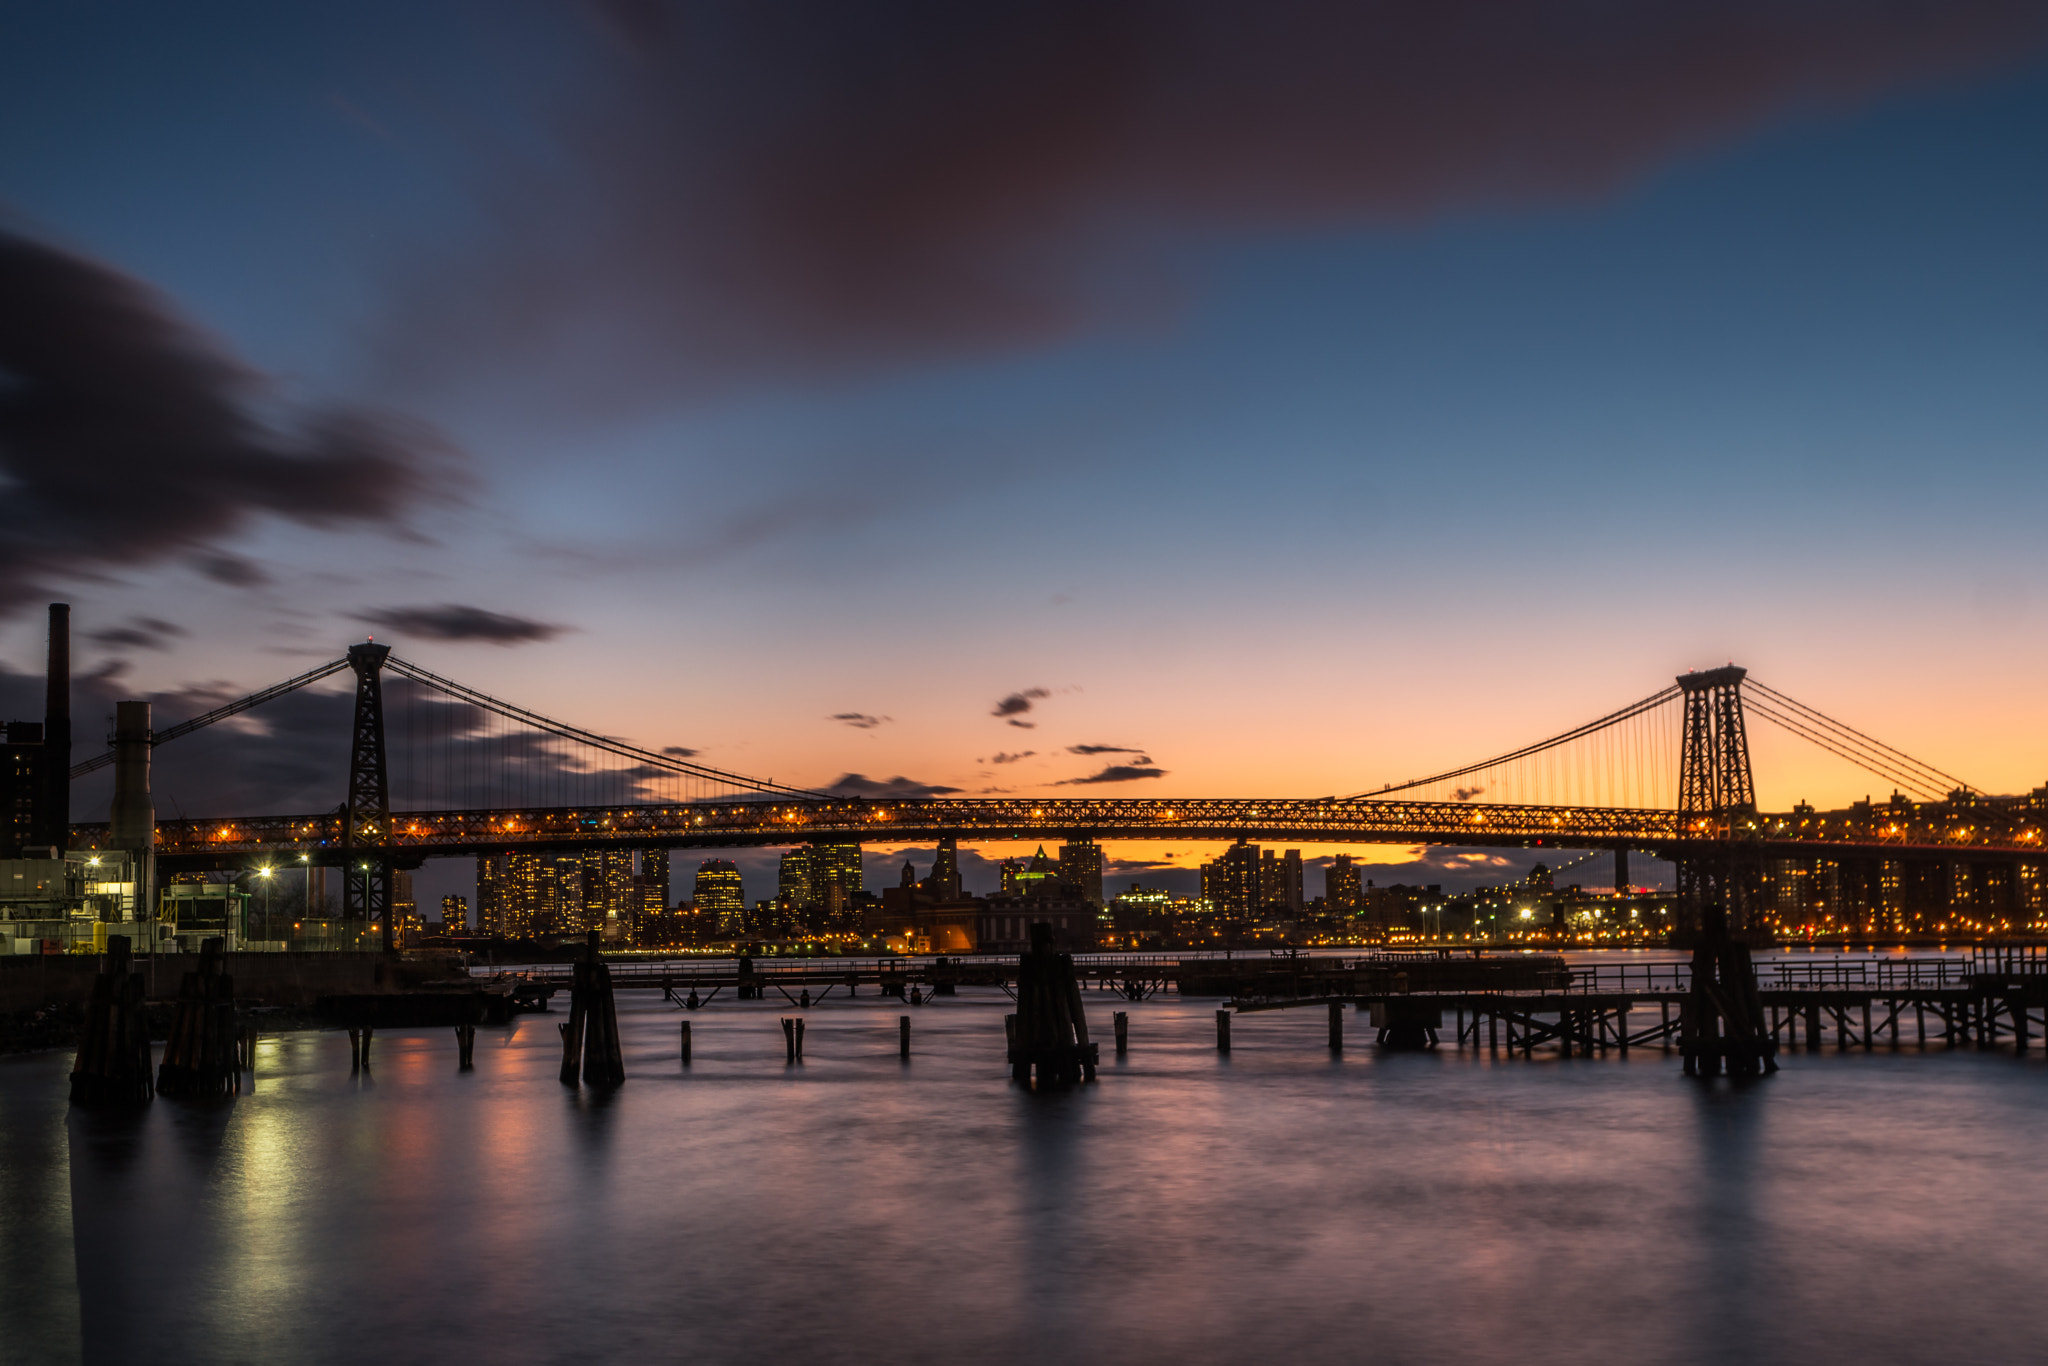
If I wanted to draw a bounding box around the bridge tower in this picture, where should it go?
[1675,666,1760,933]
[341,643,394,952]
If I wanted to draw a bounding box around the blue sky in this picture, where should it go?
[4,3,2047,905]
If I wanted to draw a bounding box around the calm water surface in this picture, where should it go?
[5,986,2047,1366]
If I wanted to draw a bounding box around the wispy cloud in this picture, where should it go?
[992,688,1049,729]
[1056,764,1167,786]
[831,712,891,730]
[825,772,964,798]
[350,603,565,645]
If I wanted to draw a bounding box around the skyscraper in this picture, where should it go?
[694,859,745,935]
[1325,855,1362,914]
[813,843,863,927]
[440,894,468,933]
[1057,838,1103,906]
[1201,839,1260,918]
[778,846,816,907]
[1278,849,1304,913]
[926,836,963,900]
[475,854,510,937]
[636,848,670,922]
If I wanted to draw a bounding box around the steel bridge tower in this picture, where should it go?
[342,643,394,952]
[1675,666,1760,934]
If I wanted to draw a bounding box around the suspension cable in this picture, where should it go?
[1334,684,1681,802]
[384,655,826,800]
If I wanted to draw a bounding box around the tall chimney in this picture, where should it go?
[109,701,154,932]
[44,603,70,851]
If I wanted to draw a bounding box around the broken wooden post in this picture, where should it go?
[455,1023,476,1068]
[156,937,240,1098]
[679,1019,691,1065]
[899,1015,911,1060]
[1328,999,1343,1052]
[781,1017,798,1062]
[1113,1010,1128,1055]
[562,931,624,1086]
[1215,1009,1231,1053]
[70,935,153,1105]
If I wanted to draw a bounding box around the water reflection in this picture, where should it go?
[5,996,2048,1365]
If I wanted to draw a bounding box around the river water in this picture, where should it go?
[5,984,2046,1366]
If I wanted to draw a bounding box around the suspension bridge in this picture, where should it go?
[49,642,2046,947]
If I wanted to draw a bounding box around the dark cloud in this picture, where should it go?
[831,712,891,730]
[661,744,699,757]
[1452,785,1485,802]
[1069,743,1147,757]
[349,604,565,645]
[193,553,271,588]
[825,772,965,798]
[0,229,464,614]
[1056,764,1167,785]
[988,751,1034,764]
[85,616,186,652]
[381,1,2048,408]
[992,688,1050,725]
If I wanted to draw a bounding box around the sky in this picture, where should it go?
[4,2,2048,905]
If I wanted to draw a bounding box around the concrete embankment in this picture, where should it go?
[0,951,468,1014]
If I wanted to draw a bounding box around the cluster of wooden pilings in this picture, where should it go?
[155,938,242,1099]
[1680,906,1778,1077]
[560,932,625,1087]
[69,935,153,1104]
[1006,923,1097,1086]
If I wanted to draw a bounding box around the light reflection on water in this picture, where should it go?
[7,988,2048,1366]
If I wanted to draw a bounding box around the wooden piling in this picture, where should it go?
[1006,923,1097,1084]
[455,1023,476,1068]
[1113,1011,1128,1055]
[156,938,241,1098]
[1216,1009,1231,1053]
[1329,1000,1343,1052]
[899,1015,911,1060]
[69,935,153,1105]
[564,932,625,1086]
[781,1017,804,1062]
[1678,905,1777,1078]
[680,1019,692,1065]
[1862,1001,1873,1052]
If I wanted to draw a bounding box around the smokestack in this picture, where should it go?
[44,603,70,851]
[109,700,154,933]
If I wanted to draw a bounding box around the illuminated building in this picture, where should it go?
[1201,838,1260,918]
[1057,838,1103,906]
[694,859,745,935]
[811,843,863,928]
[1325,855,1362,914]
[390,869,416,939]
[636,848,669,921]
[440,894,468,934]
[778,847,816,908]
[980,849,1092,951]
[475,855,510,937]
[925,836,964,900]
[1,721,43,859]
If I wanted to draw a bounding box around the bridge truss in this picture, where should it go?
[63,647,2046,933]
